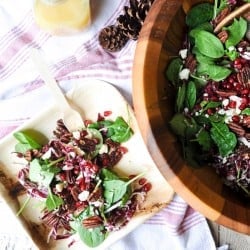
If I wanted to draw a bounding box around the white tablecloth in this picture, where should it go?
[0,1,219,249]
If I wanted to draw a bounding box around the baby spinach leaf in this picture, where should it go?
[89,117,133,143]
[87,128,103,158]
[77,224,107,247]
[107,117,133,143]
[29,158,63,187]
[101,168,120,181]
[70,206,107,247]
[241,108,250,115]
[210,122,237,156]
[169,113,187,137]
[14,131,41,153]
[166,58,183,85]
[224,17,247,48]
[185,81,196,110]
[196,129,212,151]
[102,170,144,205]
[194,30,224,58]
[45,188,64,211]
[29,159,54,187]
[186,3,214,28]
[200,101,221,112]
[193,47,215,65]
[169,114,198,139]
[176,84,186,112]
[197,63,231,81]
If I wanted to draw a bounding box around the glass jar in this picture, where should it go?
[33,0,91,35]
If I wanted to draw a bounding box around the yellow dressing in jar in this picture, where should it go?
[33,0,91,35]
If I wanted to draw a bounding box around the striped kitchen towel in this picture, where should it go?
[0,0,216,249]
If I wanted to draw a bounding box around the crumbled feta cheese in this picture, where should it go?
[222,99,229,107]
[242,51,250,60]
[238,137,250,148]
[218,109,226,115]
[179,68,190,80]
[56,182,64,192]
[99,144,108,154]
[179,49,188,59]
[41,147,53,160]
[78,190,89,201]
[72,131,81,140]
[229,95,242,114]
[89,200,103,207]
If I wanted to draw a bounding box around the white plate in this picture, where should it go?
[0,79,174,250]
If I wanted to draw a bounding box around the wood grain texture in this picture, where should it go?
[132,0,250,234]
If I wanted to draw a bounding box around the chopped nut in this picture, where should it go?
[228,122,245,137]
[237,66,250,88]
[213,7,231,28]
[217,30,228,43]
[82,215,103,229]
[184,54,197,73]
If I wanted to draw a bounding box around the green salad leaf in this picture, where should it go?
[13,131,41,153]
[210,122,237,156]
[186,3,214,28]
[194,30,224,58]
[224,17,247,48]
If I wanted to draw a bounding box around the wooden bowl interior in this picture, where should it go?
[133,0,250,234]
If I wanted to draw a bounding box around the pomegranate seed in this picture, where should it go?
[234,83,242,91]
[76,201,83,208]
[232,115,240,123]
[142,183,152,192]
[206,108,214,115]
[80,182,86,191]
[228,101,236,108]
[104,110,112,116]
[84,120,92,127]
[129,174,136,179]
[139,178,147,185]
[241,89,249,95]
[59,172,66,181]
[234,58,243,70]
[118,146,128,154]
[239,103,246,110]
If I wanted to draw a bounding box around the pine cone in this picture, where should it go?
[98,25,129,52]
[117,0,154,40]
[99,0,155,52]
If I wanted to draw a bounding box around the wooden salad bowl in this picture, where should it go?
[132,0,250,234]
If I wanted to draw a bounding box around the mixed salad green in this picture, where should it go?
[13,112,151,248]
[166,0,250,197]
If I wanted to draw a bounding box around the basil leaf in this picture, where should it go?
[224,17,247,48]
[210,122,237,156]
[45,189,64,211]
[194,30,224,58]
[14,131,41,153]
[185,81,196,110]
[186,3,214,28]
[166,58,183,85]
